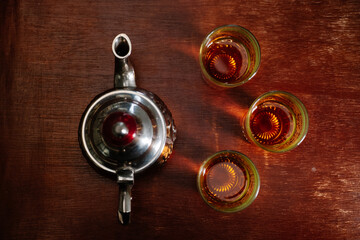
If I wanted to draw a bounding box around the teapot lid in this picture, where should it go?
[79,88,167,174]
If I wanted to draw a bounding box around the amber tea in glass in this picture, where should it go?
[197,151,260,212]
[243,91,309,153]
[199,25,261,88]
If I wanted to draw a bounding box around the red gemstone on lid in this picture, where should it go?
[102,112,137,147]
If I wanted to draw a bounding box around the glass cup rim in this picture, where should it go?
[199,24,261,88]
[197,150,260,212]
[244,90,309,153]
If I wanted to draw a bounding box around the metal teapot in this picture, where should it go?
[79,34,176,224]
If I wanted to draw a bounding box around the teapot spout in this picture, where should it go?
[112,34,136,88]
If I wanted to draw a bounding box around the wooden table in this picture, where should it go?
[1,0,359,239]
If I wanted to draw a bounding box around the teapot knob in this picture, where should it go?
[102,112,137,147]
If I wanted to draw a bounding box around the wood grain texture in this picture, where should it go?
[1,0,359,239]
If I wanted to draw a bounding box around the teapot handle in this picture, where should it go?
[116,166,135,224]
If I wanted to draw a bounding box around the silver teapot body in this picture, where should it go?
[79,34,176,224]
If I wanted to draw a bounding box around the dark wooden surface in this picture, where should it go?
[1,0,360,239]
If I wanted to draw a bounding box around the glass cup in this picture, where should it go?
[197,150,260,212]
[242,91,309,153]
[199,25,261,88]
